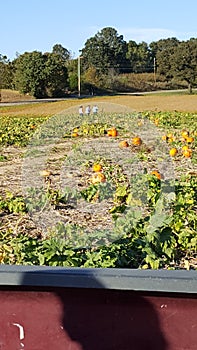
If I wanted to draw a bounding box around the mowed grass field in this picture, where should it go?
[0,91,197,116]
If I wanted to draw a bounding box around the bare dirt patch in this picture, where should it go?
[0,138,116,237]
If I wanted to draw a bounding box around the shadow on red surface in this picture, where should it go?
[0,267,197,349]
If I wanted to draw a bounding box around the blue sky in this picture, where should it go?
[1,0,196,60]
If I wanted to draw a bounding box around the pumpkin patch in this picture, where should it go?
[0,109,196,270]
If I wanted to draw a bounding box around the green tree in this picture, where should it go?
[81,27,127,74]
[66,58,78,91]
[52,44,71,61]
[43,52,68,97]
[126,40,138,72]
[0,55,6,101]
[13,51,46,98]
[13,50,68,98]
[0,55,8,87]
[126,41,152,73]
[149,38,180,79]
[170,39,197,93]
[0,55,14,91]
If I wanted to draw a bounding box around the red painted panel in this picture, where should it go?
[151,295,197,350]
[0,288,196,350]
[0,291,82,350]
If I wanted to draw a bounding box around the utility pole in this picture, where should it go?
[153,57,156,83]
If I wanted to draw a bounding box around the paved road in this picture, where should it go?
[0,97,77,106]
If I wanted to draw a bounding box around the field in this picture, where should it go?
[1,92,197,115]
[0,93,197,269]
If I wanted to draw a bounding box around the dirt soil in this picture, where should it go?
[0,139,116,237]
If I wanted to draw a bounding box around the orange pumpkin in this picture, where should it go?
[108,127,118,137]
[71,132,79,137]
[186,136,194,143]
[151,170,162,180]
[132,136,142,146]
[183,149,192,158]
[119,140,129,148]
[91,172,106,184]
[181,130,189,139]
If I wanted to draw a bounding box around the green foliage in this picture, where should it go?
[0,55,14,89]
[0,116,47,146]
[0,171,196,269]
[81,27,128,74]
[0,192,27,214]
[52,44,71,61]
[170,38,197,92]
[13,51,46,98]
[13,51,68,98]
[0,154,7,161]
[143,110,197,130]
[67,59,78,91]
[43,52,68,97]
[126,40,152,73]
[172,175,197,255]
[68,72,78,91]
[150,38,180,79]
[26,186,78,212]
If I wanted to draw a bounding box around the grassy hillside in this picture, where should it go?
[0,89,35,102]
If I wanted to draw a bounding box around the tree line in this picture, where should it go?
[0,27,197,98]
